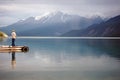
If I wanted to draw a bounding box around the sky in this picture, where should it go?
[0,0,120,27]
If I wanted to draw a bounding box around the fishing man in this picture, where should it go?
[11,30,16,46]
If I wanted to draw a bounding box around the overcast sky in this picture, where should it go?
[0,0,120,27]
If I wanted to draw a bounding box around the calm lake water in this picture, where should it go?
[0,37,120,80]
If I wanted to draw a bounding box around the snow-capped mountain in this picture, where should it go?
[0,11,103,36]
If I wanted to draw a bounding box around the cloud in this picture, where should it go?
[1,0,120,5]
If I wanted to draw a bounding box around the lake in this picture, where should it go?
[0,37,120,80]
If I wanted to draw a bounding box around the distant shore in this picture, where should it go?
[6,36,120,39]
[0,31,8,38]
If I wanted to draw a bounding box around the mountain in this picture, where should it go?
[0,11,103,36]
[62,15,120,37]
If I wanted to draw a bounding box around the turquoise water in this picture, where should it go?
[0,38,120,80]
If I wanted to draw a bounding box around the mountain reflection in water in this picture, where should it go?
[0,38,120,80]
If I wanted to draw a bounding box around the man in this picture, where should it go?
[11,30,16,46]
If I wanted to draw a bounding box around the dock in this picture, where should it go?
[0,45,29,53]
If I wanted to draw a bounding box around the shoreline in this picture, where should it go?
[7,36,120,39]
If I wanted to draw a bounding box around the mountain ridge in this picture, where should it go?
[0,11,103,36]
[62,15,120,37]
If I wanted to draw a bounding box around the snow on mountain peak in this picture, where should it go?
[35,12,50,20]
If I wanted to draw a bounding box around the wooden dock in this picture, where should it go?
[0,45,29,53]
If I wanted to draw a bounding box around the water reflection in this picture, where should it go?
[11,52,16,69]
[14,39,120,71]
[0,46,29,69]
[81,39,120,59]
[26,39,120,59]
[0,38,7,42]
[0,38,120,80]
